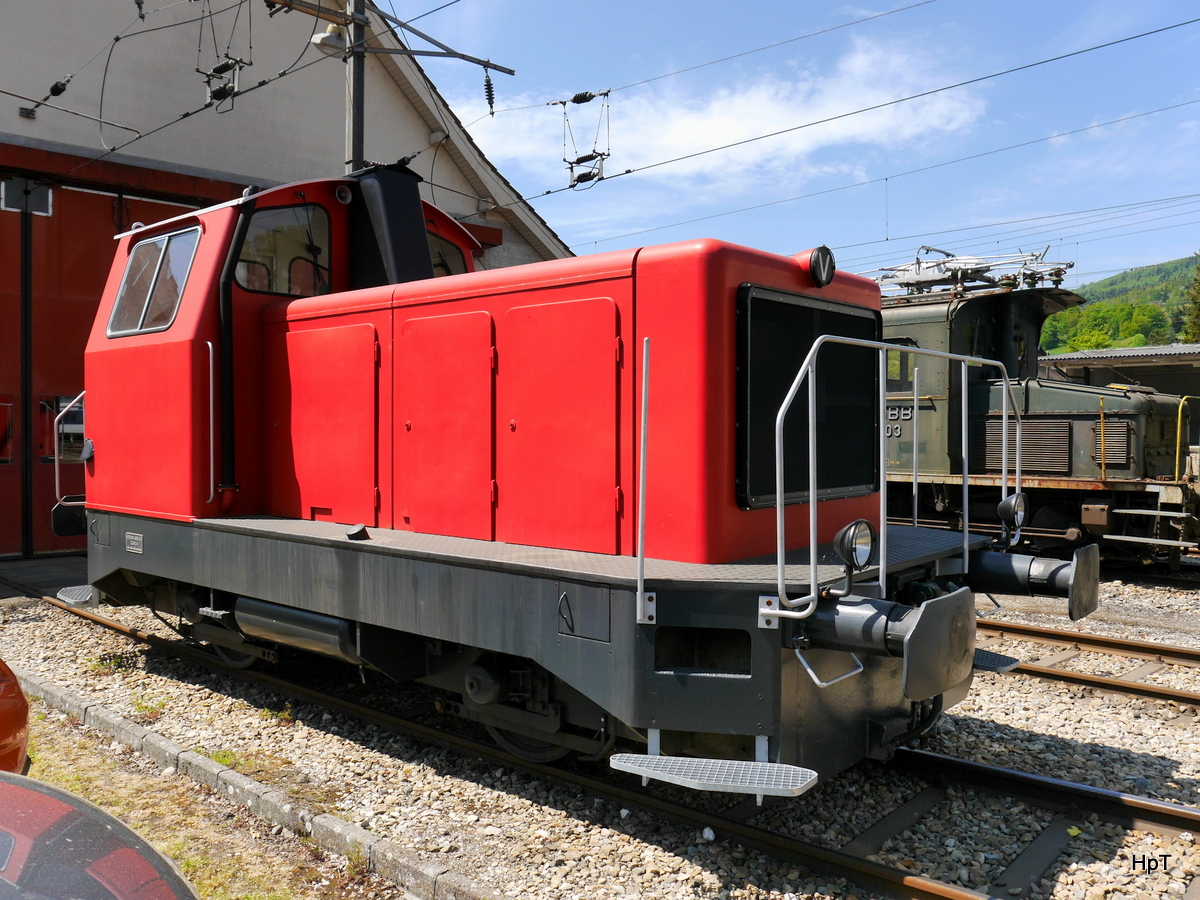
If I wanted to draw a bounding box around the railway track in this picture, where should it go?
[976,619,1200,706]
[42,597,1200,900]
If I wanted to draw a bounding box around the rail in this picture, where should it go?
[53,390,87,507]
[772,338,1023,616]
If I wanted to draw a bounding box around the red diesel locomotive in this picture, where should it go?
[60,166,1096,798]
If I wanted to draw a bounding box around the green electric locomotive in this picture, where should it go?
[881,283,1199,562]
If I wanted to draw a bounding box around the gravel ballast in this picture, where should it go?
[1,573,1198,899]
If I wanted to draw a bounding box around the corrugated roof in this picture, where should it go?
[1046,343,1200,364]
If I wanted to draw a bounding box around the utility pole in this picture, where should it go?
[265,0,512,174]
[347,0,365,173]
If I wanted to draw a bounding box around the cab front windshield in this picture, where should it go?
[235,204,331,297]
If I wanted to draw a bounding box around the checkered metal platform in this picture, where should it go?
[56,585,97,608]
[973,648,1021,673]
[610,753,819,797]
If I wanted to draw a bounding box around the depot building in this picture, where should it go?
[0,2,568,557]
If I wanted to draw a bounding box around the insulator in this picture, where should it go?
[571,169,600,186]
[211,59,238,76]
[570,91,596,104]
[49,81,67,97]
[484,71,495,117]
[572,151,600,165]
[210,83,236,103]
[135,0,145,19]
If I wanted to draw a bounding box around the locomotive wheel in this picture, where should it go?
[485,725,571,763]
[212,644,257,669]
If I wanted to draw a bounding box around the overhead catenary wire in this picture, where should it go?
[65,36,342,175]
[483,15,1200,219]
[613,0,939,92]
[0,87,139,134]
[465,0,940,125]
[62,0,472,177]
[383,0,464,26]
[367,3,466,206]
[835,194,1200,262]
[223,0,252,58]
[841,200,1200,273]
[570,97,1200,249]
[49,0,199,89]
[591,16,1200,187]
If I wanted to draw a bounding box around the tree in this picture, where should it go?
[1180,253,1200,343]
[1067,328,1113,351]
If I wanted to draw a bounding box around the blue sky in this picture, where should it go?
[390,0,1200,287]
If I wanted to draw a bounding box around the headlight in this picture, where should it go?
[833,519,876,571]
[996,492,1029,529]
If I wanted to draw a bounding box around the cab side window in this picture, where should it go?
[235,204,331,297]
[428,230,468,277]
[107,227,200,337]
[886,337,919,393]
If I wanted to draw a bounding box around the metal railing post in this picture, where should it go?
[206,341,216,504]
[877,347,888,582]
[636,338,655,625]
[769,336,1018,622]
[960,360,969,572]
[1001,371,1009,501]
[53,390,87,507]
[1175,396,1196,481]
[912,366,919,527]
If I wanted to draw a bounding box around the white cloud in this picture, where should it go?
[450,36,984,205]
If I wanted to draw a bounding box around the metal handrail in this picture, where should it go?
[1174,395,1197,482]
[636,337,655,624]
[772,337,1021,616]
[53,390,87,507]
[911,367,919,527]
[206,341,216,504]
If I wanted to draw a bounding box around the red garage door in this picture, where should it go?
[0,176,196,557]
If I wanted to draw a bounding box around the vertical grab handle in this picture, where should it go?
[53,390,87,506]
[636,337,655,625]
[206,341,216,504]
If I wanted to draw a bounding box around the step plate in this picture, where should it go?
[973,648,1021,674]
[56,585,97,608]
[609,754,818,797]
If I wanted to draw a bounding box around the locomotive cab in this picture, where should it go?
[71,165,1098,799]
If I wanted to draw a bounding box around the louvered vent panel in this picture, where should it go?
[1161,418,1177,444]
[1093,421,1131,466]
[974,420,1071,474]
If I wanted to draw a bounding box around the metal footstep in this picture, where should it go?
[973,647,1020,673]
[610,753,818,802]
[56,585,98,608]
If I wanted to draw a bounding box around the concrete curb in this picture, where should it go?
[12,665,502,900]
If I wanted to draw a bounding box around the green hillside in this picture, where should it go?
[1041,254,1200,353]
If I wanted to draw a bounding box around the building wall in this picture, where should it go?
[0,3,567,556]
[0,1,565,266]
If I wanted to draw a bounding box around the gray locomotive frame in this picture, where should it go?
[88,510,990,781]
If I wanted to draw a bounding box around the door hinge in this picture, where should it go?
[490,346,498,370]
[374,487,381,509]
[374,341,381,364]
[615,336,623,364]
[491,479,498,504]
[615,486,623,513]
